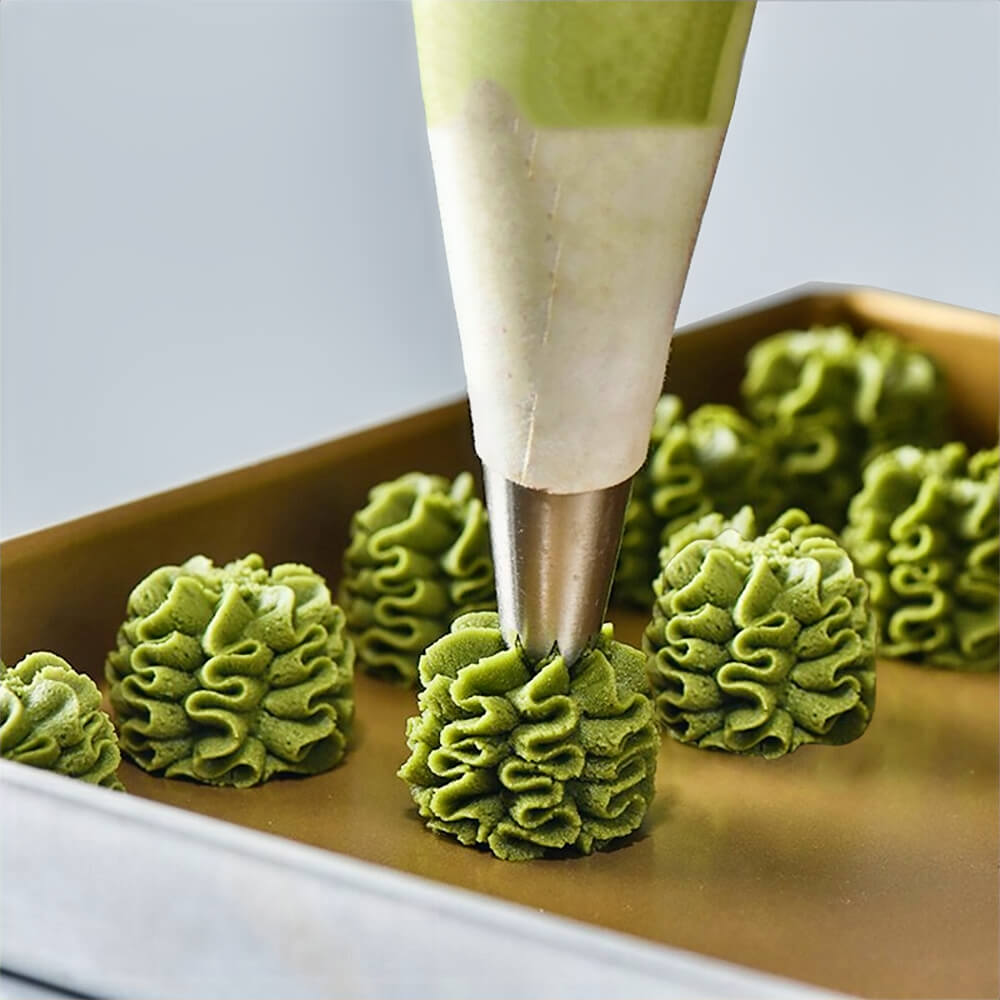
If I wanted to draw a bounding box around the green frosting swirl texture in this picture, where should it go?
[340,472,495,685]
[644,508,876,758]
[106,554,354,787]
[399,612,658,861]
[613,396,779,607]
[844,443,999,671]
[742,326,948,528]
[613,397,678,608]
[1,652,123,790]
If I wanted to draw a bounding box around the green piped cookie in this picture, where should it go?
[742,325,948,528]
[106,554,354,787]
[613,397,679,607]
[1,652,123,790]
[340,472,495,685]
[844,443,998,670]
[645,508,876,758]
[613,395,779,608]
[399,612,658,861]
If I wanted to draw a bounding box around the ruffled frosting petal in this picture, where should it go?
[340,472,496,685]
[106,554,354,786]
[644,507,877,758]
[844,443,998,670]
[613,396,778,608]
[1,652,123,789]
[399,613,658,861]
[742,325,949,529]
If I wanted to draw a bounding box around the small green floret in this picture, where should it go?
[340,472,495,685]
[399,612,658,860]
[1,652,123,789]
[844,443,998,670]
[645,508,876,758]
[107,554,354,787]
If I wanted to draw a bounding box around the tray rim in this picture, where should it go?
[0,760,845,1000]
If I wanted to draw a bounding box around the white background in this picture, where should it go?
[2,0,998,539]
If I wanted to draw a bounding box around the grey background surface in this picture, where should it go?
[2,0,998,539]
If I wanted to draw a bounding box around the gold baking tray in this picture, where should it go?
[3,286,998,999]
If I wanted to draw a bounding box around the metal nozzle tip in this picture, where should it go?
[483,469,631,664]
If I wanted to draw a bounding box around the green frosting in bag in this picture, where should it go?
[844,443,999,671]
[414,1,754,127]
[340,472,495,686]
[742,326,948,528]
[106,554,354,787]
[1,652,123,790]
[613,396,779,607]
[644,508,876,758]
[399,612,658,861]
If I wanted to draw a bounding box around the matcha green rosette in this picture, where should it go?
[644,508,876,758]
[399,612,658,861]
[613,396,780,607]
[613,397,678,607]
[613,471,661,609]
[1,652,123,789]
[340,472,495,686]
[106,554,354,787]
[742,326,948,528]
[860,330,950,456]
[844,443,999,670]
[656,400,783,526]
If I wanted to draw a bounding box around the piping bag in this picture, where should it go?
[413,0,755,662]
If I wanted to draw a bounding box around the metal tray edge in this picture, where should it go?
[0,761,846,1000]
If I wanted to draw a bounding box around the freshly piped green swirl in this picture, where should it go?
[860,330,951,457]
[844,443,999,671]
[106,554,354,787]
[613,395,779,607]
[1,652,123,790]
[644,508,876,758]
[742,326,949,528]
[414,1,754,127]
[340,472,495,686]
[399,612,658,861]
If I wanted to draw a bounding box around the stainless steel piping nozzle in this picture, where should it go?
[483,468,632,665]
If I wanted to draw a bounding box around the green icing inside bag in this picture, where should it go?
[1,652,123,790]
[414,1,753,127]
[399,612,658,861]
[340,472,495,686]
[742,326,948,529]
[106,554,354,787]
[613,396,779,608]
[644,508,876,758]
[844,443,999,671]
